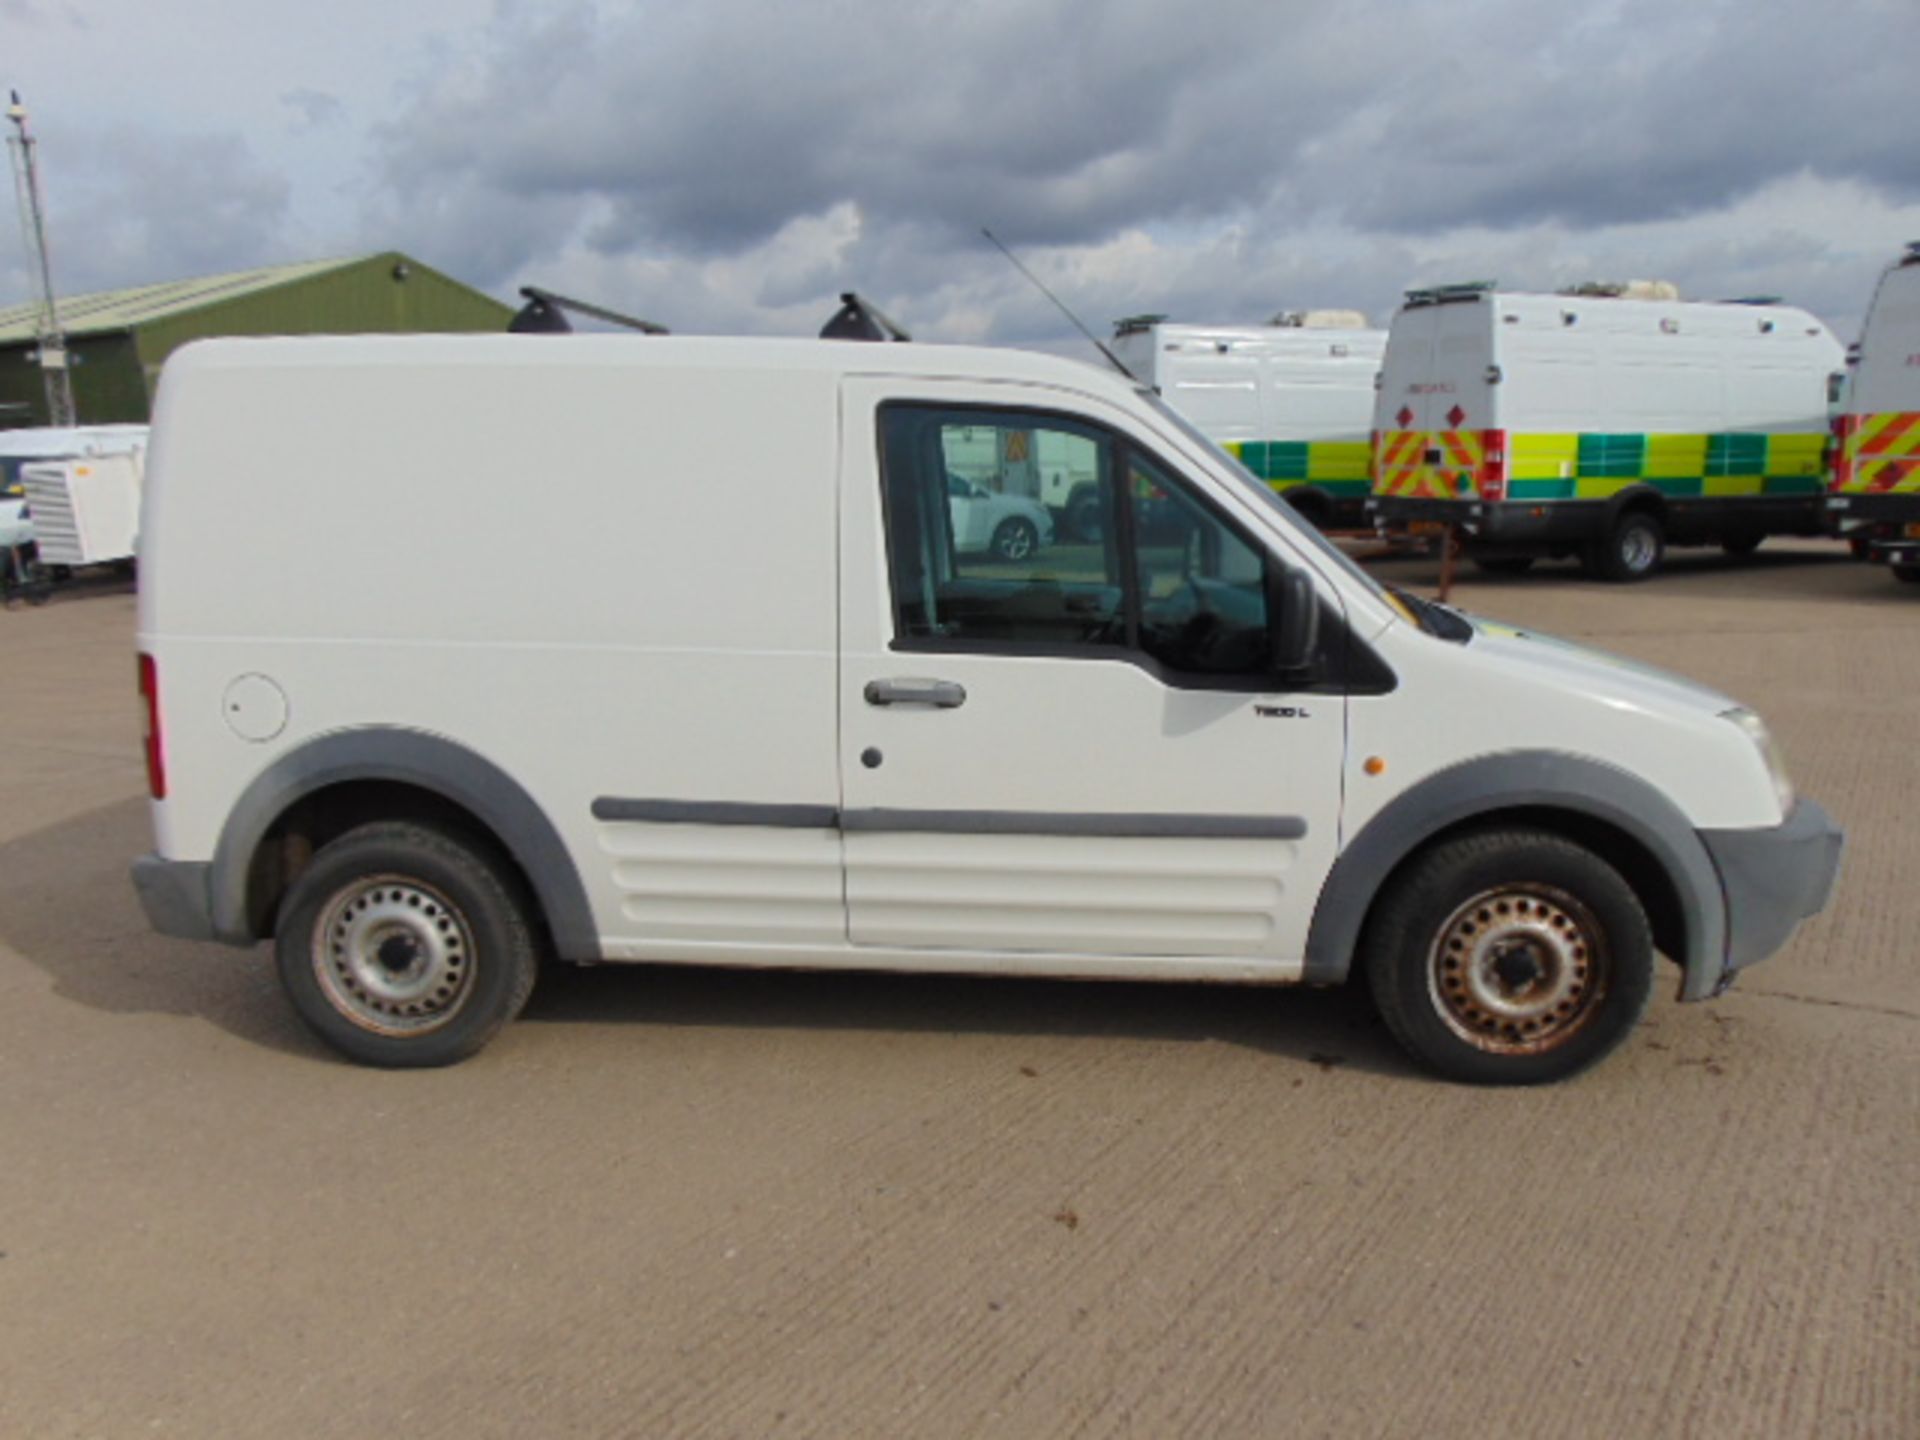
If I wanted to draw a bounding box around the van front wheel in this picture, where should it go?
[274,821,539,1067]
[1363,830,1653,1085]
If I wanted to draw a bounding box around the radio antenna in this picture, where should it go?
[980,227,1141,384]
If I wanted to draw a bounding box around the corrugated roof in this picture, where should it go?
[0,254,376,343]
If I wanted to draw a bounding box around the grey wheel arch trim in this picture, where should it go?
[1304,751,1725,998]
[208,728,598,959]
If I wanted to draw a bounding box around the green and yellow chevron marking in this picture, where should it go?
[1497,431,1826,501]
[1227,440,1372,499]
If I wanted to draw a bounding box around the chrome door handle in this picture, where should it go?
[864,678,967,708]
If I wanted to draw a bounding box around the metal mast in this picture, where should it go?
[6,90,76,427]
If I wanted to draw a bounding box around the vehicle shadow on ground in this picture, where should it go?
[0,796,328,1060]
[1,568,136,610]
[0,796,1416,1079]
[1364,541,1912,605]
[522,957,1411,1078]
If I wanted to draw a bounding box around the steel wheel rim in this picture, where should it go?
[1426,883,1610,1054]
[312,875,476,1037]
[1621,525,1656,571]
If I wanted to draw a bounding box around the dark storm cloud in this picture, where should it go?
[8,0,1910,347]
[0,1,87,27]
[281,88,346,132]
[43,126,293,294]
[1313,1,1920,234]
[367,0,1918,292]
[371,0,1333,260]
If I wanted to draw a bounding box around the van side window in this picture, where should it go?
[1128,451,1272,675]
[879,407,1126,648]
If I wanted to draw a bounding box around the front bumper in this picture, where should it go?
[131,854,217,942]
[1695,799,1844,996]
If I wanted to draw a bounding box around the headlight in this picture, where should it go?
[1722,707,1794,817]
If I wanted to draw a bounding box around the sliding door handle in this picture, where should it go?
[864,678,967,708]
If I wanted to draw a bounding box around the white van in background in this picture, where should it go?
[131,334,1839,1084]
[1110,313,1385,531]
[1828,242,1920,582]
[1368,283,1841,579]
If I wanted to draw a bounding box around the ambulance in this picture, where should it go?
[1110,313,1385,531]
[1368,283,1842,579]
[1828,243,1920,582]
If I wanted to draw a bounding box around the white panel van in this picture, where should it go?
[1369,285,1842,579]
[132,335,1841,1083]
[1828,243,1920,581]
[1110,316,1385,532]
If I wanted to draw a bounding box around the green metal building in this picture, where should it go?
[0,251,514,427]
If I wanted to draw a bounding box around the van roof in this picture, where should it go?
[1390,290,1832,343]
[163,332,1146,402]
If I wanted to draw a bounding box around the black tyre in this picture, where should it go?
[1894,563,1920,584]
[990,516,1039,562]
[1720,534,1763,558]
[1362,830,1654,1085]
[1065,487,1104,543]
[274,821,539,1067]
[1585,510,1665,582]
[1471,555,1536,575]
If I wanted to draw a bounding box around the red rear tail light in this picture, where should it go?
[138,652,166,799]
[1478,428,1509,501]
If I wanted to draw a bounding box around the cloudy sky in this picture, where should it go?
[3,0,1917,347]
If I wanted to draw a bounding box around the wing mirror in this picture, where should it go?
[1266,564,1321,680]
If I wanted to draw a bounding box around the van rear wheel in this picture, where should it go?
[274,821,538,1067]
[1585,511,1665,582]
[1363,830,1653,1085]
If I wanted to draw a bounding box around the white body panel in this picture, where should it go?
[1111,322,1385,444]
[1846,256,1920,417]
[1373,293,1842,438]
[139,334,1794,986]
[837,380,1344,969]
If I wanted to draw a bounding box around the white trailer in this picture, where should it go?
[21,451,144,567]
[0,424,148,559]
[1110,313,1385,530]
[1368,283,1841,579]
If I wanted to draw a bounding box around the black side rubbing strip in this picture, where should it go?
[842,809,1307,839]
[593,799,1306,841]
[590,798,841,828]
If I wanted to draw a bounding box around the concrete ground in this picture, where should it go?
[0,544,1912,1438]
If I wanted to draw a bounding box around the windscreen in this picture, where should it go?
[1141,389,1390,602]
